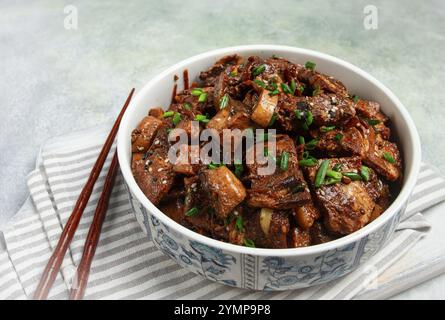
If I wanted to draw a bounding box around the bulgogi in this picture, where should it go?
[131,54,402,248]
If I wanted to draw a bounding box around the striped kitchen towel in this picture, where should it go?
[0,123,444,300]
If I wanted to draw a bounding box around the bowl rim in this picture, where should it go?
[117,44,421,257]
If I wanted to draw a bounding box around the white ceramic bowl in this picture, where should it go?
[117,45,421,290]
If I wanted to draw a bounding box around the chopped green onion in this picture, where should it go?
[312,86,322,96]
[208,162,221,170]
[383,152,396,164]
[280,152,289,170]
[268,89,280,96]
[243,238,255,248]
[332,163,342,171]
[315,160,330,188]
[195,114,210,123]
[352,94,359,103]
[191,88,203,96]
[172,112,181,126]
[367,119,380,126]
[290,79,296,94]
[252,64,266,76]
[235,215,244,232]
[343,172,362,181]
[266,81,278,91]
[302,122,309,131]
[360,165,371,182]
[298,136,305,145]
[305,139,318,150]
[299,84,305,93]
[229,70,237,77]
[305,61,316,71]
[257,133,269,142]
[280,83,292,94]
[268,113,277,127]
[295,109,302,120]
[183,102,192,110]
[305,111,313,126]
[299,158,318,167]
[326,169,342,180]
[219,94,230,109]
[185,207,199,217]
[162,111,174,118]
[198,92,208,102]
[234,162,244,178]
[321,126,336,133]
[334,133,343,141]
[254,79,266,88]
[302,151,310,159]
[324,177,342,185]
[263,147,269,156]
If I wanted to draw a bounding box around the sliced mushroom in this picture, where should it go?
[251,89,278,127]
[259,208,273,235]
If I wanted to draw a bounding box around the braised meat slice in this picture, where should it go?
[298,68,348,97]
[310,221,338,244]
[364,129,402,181]
[244,208,290,248]
[308,94,356,126]
[199,54,242,87]
[310,119,369,157]
[207,99,251,131]
[132,127,175,205]
[131,115,164,153]
[172,144,201,176]
[199,165,247,219]
[289,226,312,248]
[355,99,390,139]
[304,157,376,235]
[245,134,311,209]
[292,200,321,230]
[276,94,355,132]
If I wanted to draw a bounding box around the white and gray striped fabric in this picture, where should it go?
[1,125,444,300]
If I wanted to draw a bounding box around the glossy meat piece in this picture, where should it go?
[364,129,402,181]
[311,123,368,157]
[172,144,201,176]
[298,69,348,97]
[289,227,311,248]
[246,135,311,209]
[304,157,375,235]
[199,54,242,87]
[207,99,251,131]
[292,200,321,230]
[244,209,290,248]
[251,88,279,127]
[199,166,247,219]
[308,94,356,126]
[131,115,163,153]
[355,99,390,139]
[131,127,175,205]
[310,221,338,244]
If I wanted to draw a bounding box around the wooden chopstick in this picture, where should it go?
[69,151,119,300]
[33,88,135,300]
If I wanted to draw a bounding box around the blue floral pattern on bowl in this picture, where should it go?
[125,182,401,290]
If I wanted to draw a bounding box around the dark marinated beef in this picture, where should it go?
[132,127,175,205]
[199,166,247,219]
[131,54,402,248]
[245,135,311,209]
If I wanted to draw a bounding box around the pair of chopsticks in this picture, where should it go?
[33,88,135,300]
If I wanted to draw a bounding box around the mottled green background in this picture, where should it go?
[0,0,444,298]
